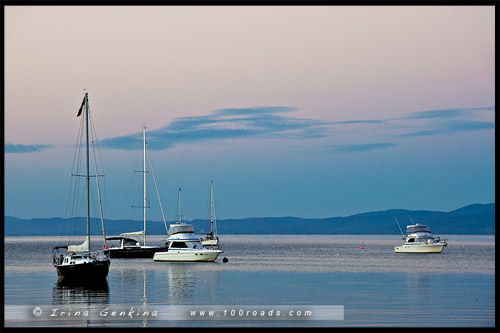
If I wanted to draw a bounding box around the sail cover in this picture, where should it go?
[120,230,145,237]
[67,237,89,253]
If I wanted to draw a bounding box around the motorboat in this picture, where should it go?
[394,220,447,253]
[153,188,223,262]
[153,223,223,262]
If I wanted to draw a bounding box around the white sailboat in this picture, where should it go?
[153,188,223,262]
[52,91,110,282]
[106,125,168,258]
[201,180,221,248]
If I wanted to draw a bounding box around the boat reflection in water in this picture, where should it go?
[51,278,110,327]
[53,278,110,304]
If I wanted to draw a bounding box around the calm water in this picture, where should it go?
[4,235,495,327]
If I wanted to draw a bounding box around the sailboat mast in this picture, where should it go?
[143,125,147,246]
[210,180,215,233]
[85,92,90,253]
[178,187,182,224]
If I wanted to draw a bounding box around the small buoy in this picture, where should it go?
[222,257,229,263]
[361,242,364,244]
[360,247,364,249]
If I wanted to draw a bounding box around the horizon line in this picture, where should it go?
[4,202,494,222]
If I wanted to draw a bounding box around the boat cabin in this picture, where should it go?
[165,224,205,251]
[166,238,204,250]
[406,224,431,235]
[405,236,435,244]
[106,237,141,249]
[169,224,195,235]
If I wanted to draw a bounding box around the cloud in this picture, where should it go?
[332,119,385,125]
[5,143,52,154]
[99,106,331,151]
[5,106,493,155]
[399,120,495,137]
[397,107,495,137]
[321,106,494,153]
[97,105,494,152]
[325,107,494,130]
[326,142,397,153]
[402,106,494,120]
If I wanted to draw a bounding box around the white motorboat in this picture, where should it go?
[153,188,223,262]
[394,218,447,253]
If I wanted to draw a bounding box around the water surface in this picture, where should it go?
[4,235,495,327]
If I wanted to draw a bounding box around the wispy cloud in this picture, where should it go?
[321,106,494,153]
[399,120,495,137]
[326,142,397,153]
[8,106,491,155]
[332,119,386,125]
[402,106,495,120]
[99,106,331,151]
[5,143,52,154]
[397,107,495,137]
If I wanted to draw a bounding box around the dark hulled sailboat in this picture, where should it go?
[52,91,110,281]
[106,125,168,258]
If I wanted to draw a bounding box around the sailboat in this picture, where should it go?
[201,180,221,248]
[106,125,168,258]
[153,188,223,262]
[52,91,110,282]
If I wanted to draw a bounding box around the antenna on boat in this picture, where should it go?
[394,215,405,237]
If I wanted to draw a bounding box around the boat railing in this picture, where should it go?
[52,254,64,266]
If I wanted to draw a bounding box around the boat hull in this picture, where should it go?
[153,249,222,262]
[108,246,167,258]
[55,259,110,280]
[394,243,444,253]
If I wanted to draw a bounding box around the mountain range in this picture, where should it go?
[4,203,494,236]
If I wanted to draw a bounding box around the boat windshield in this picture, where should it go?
[170,241,188,248]
[406,225,431,234]
[123,239,139,246]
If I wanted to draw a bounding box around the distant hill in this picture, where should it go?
[4,203,495,236]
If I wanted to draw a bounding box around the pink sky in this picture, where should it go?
[4,6,495,219]
[5,6,494,144]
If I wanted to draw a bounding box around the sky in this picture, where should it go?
[4,6,495,222]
